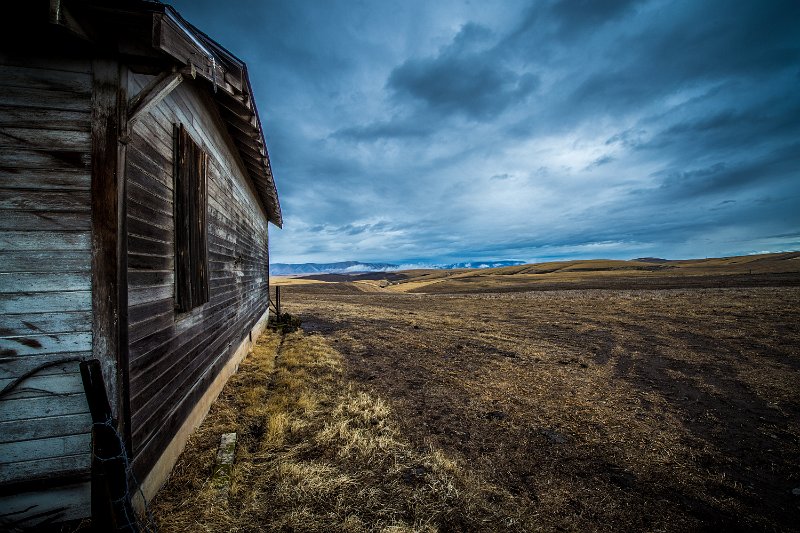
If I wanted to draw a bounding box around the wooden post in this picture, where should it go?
[80,360,139,532]
[91,57,133,521]
[275,285,281,318]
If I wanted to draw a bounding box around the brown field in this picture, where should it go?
[154,253,800,532]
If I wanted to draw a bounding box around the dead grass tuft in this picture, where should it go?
[152,330,529,532]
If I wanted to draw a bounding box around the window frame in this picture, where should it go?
[173,123,209,314]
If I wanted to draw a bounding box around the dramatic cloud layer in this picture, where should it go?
[171,0,800,263]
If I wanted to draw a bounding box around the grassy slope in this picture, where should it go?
[275,251,800,294]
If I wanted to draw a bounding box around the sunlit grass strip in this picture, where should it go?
[152,330,528,532]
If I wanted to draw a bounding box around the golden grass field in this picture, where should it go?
[153,252,800,532]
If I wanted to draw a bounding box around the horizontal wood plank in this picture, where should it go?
[128,196,173,228]
[0,148,91,171]
[0,412,91,444]
[0,394,89,423]
[0,434,89,466]
[129,310,173,344]
[129,284,173,307]
[0,65,91,93]
[0,482,90,524]
[127,252,173,271]
[0,354,90,382]
[0,105,90,131]
[0,127,90,152]
[0,86,91,112]
[0,210,90,231]
[0,311,90,336]
[0,250,90,272]
[0,369,86,401]
[0,332,91,356]
[128,269,173,288]
[0,453,90,484]
[0,291,91,314]
[0,272,90,294]
[0,168,90,190]
[127,215,172,242]
[0,231,90,251]
[128,234,173,256]
[0,188,90,211]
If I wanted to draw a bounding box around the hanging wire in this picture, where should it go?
[0,358,158,531]
[92,416,158,532]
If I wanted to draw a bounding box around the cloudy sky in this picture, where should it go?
[172,0,799,265]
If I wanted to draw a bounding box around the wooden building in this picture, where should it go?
[0,1,282,527]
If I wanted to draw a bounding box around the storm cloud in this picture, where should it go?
[170,0,800,264]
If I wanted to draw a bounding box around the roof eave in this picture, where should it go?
[158,6,282,227]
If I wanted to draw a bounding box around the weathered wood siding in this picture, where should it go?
[125,73,270,480]
[0,55,93,520]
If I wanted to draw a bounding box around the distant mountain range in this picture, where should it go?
[269,261,397,275]
[270,260,527,276]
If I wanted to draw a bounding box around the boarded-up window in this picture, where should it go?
[174,124,209,312]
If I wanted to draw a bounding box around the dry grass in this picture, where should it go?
[154,254,800,531]
[152,330,531,532]
[281,281,800,531]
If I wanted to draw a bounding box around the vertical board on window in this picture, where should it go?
[173,124,209,313]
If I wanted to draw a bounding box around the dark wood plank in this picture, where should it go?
[0,396,88,424]
[0,310,91,336]
[0,86,91,112]
[126,179,172,215]
[0,148,90,171]
[0,413,92,444]
[0,231,90,251]
[127,270,173,289]
[128,284,172,307]
[128,310,172,344]
[0,250,90,272]
[0,210,90,231]
[0,291,91,315]
[0,52,91,74]
[0,272,90,293]
[0,64,91,93]
[127,252,172,271]
[0,127,90,152]
[0,168,90,190]
[0,188,90,211]
[128,234,173,256]
[128,297,172,328]
[127,215,172,242]
[0,105,90,131]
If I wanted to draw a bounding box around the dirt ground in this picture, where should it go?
[280,278,800,531]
